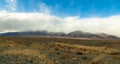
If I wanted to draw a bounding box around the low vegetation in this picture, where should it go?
[0,37,120,64]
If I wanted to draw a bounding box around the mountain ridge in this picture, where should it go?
[0,30,119,39]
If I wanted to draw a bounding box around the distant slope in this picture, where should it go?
[0,30,119,39]
[68,31,120,39]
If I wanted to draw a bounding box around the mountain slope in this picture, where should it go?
[0,30,119,39]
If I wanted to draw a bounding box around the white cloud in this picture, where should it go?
[5,0,17,11]
[10,0,16,2]
[0,10,7,13]
[38,2,51,14]
[0,12,120,36]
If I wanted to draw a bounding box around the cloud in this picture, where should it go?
[37,2,51,14]
[0,12,120,36]
[5,0,17,11]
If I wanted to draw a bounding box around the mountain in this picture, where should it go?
[0,30,119,39]
[67,31,119,39]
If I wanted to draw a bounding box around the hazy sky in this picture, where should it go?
[0,0,120,36]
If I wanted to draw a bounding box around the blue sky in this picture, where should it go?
[1,0,120,17]
[0,0,120,36]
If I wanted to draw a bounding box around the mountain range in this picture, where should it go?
[0,30,119,39]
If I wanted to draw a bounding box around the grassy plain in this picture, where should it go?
[0,36,120,64]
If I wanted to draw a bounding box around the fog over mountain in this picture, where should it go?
[0,0,120,37]
[0,12,120,37]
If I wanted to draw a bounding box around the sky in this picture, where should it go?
[0,0,120,36]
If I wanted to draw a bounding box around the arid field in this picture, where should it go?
[0,37,120,64]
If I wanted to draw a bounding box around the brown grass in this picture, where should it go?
[50,42,120,54]
[1,48,53,64]
[0,37,120,64]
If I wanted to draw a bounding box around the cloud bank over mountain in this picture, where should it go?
[0,11,120,36]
